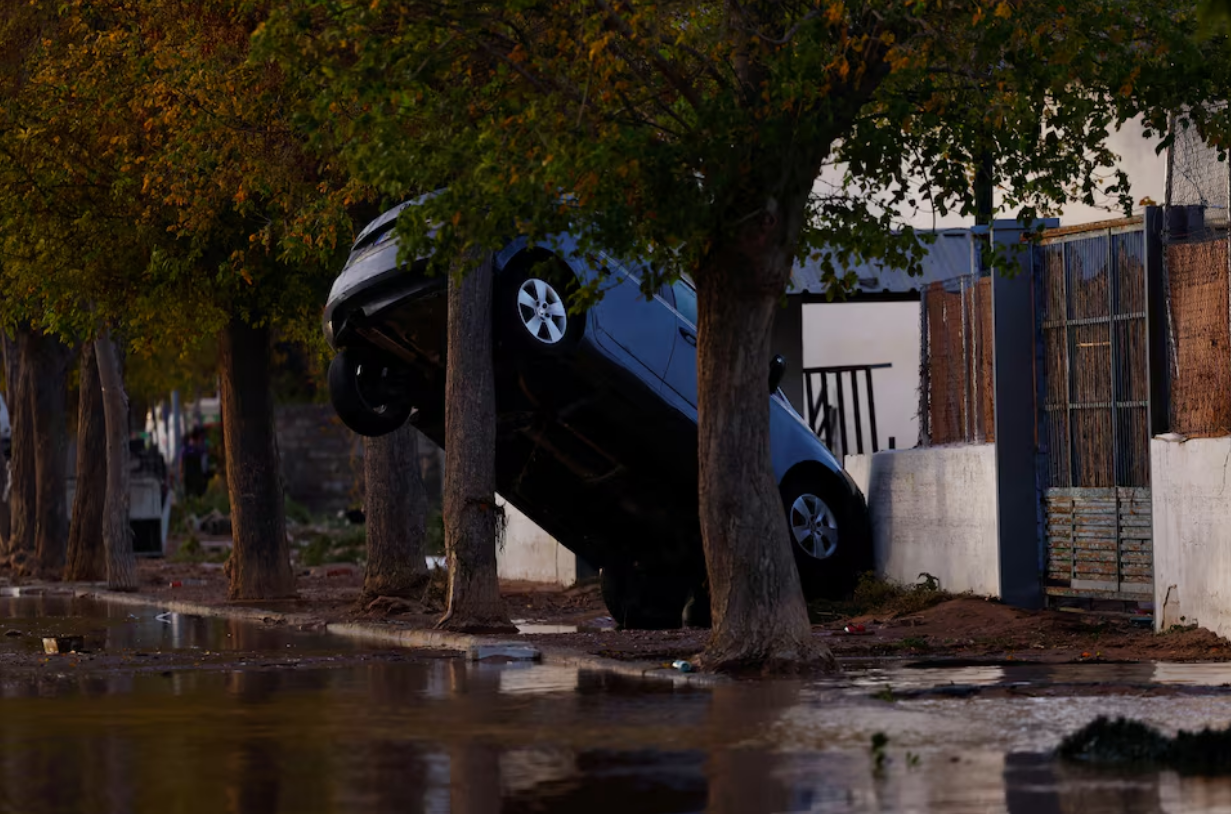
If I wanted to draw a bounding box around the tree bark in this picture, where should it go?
[24,329,72,578]
[4,329,35,572]
[695,193,834,674]
[362,423,430,601]
[437,253,515,633]
[219,318,295,600]
[64,342,107,582]
[96,332,136,591]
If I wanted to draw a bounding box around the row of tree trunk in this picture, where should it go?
[358,254,514,632]
[1,327,135,589]
[0,267,512,633]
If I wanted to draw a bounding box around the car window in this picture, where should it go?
[672,279,697,327]
[656,282,675,307]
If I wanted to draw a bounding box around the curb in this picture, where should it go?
[63,587,722,687]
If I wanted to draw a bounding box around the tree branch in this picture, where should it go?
[593,0,702,110]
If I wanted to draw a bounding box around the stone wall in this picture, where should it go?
[275,404,365,513]
[275,405,445,515]
[275,404,582,587]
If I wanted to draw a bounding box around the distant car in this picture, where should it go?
[323,203,872,628]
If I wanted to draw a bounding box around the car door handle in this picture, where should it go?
[679,328,697,347]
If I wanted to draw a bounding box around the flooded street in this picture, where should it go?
[6,595,1231,813]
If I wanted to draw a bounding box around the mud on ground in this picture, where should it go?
[4,560,1230,670]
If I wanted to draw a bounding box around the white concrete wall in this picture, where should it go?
[496,495,577,587]
[846,445,1000,596]
[1151,436,1231,635]
[803,300,921,453]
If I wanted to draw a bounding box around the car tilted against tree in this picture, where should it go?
[323,204,872,628]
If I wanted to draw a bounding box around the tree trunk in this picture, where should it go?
[219,318,295,600]
[694,198,833,674]
[362,423,430,601]
[96,332,136,591]
[30,330,72,577]
[437,253,515,633]
[64,343,108,582]
[4,329,35,572]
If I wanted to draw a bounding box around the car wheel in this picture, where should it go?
[600,559,691,630]
[327,347,413,437]
[779,470,872,600]
[499,258,584,354]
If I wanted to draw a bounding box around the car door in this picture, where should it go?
[661,278,699,412]
[591,257,676,384]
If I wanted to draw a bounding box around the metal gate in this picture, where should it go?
[1036,221,1153,601]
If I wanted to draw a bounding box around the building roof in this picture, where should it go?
[790,230,976,296]
[789,219,1057,296]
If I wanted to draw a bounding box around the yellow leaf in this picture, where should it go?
[452,211,461,226]
[994,1,1012,18]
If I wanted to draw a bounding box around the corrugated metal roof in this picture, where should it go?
[790,229,976,295]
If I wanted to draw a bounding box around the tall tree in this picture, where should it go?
[0,0,372,598]
[271,0,1231,670]
[438,254,514,633]
[95,332,136,591]
[64,343,107,582]
[219,319,295,599]
[0,3,143,582]
[30,331,72,577]
[2,331,34,572]
[362,423,431,602]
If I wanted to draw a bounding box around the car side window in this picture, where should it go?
[671,279,697,327]
[656,282,675,307]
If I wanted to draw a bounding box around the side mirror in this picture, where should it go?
[768,354,787,393]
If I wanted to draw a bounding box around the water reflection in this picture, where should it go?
[847,660,1231,694]
[9,600,1231,811]
[0,595,367,657]
[9,660,1231,814]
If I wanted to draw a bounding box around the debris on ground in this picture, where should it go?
[468,643,541,662]
[42,636,85,655]
[1060,715,1231,775]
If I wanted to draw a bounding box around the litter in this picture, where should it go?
[43,636,84,655]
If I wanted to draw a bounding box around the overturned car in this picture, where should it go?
[323,204,872,628]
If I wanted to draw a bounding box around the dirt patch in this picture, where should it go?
[817,597,1231,664]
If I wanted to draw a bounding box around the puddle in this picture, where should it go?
[7,596,1231,812]
[840,661,1231,695]
[0,594,363,656]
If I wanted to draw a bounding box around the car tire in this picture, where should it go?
[498,257,584,355]
[600,559,691,630]
[328,347,413,437]
[779,469,873,600]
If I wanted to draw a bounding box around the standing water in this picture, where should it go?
[4,594,1231,813]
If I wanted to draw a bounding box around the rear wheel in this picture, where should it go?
[328,347,413,437]
[779,470,872,600]
[599,559,693,630]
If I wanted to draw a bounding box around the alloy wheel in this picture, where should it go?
[789,492,840,560]
[516,278,568,344]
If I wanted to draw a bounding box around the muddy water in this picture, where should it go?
[5,598,1231,813]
